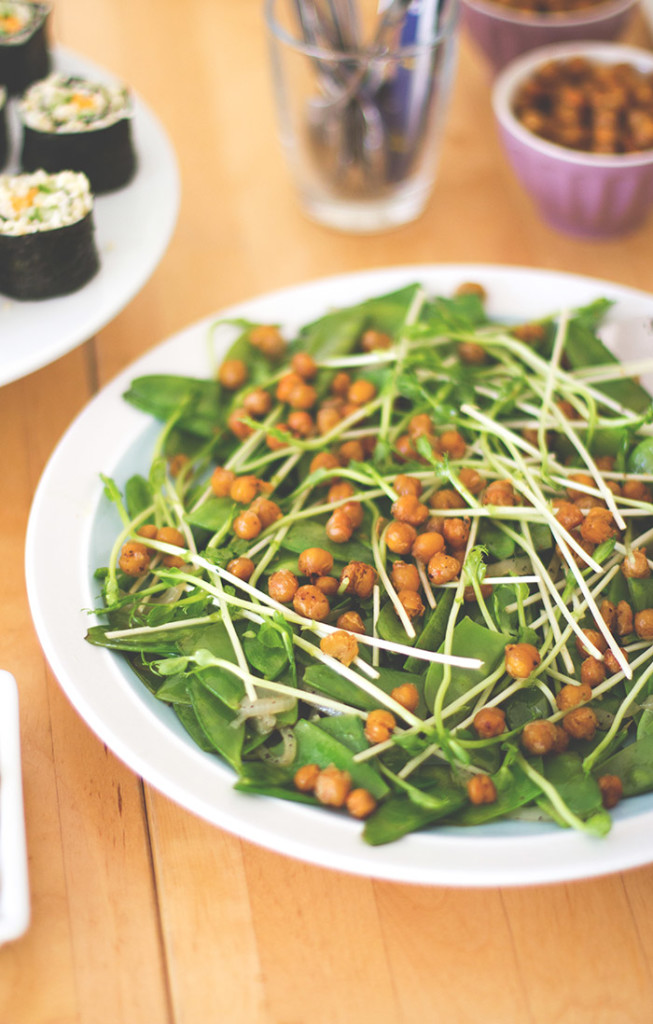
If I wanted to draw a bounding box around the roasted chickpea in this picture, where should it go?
[457,467,485,495]
[243,387,272,418]
[331,371,351,397]
[348,379,377,406]
[604,647,629,675]
[390,683,420,713]
[326,508,354,544]
[598,774,623,809]
[391,561,421,592]
[408,413,435,440]
[226,405,252,440]
[342,501,364,528]
[438,429,466,460]
[566,473,595,502]
[157,525,186,548]
[443,517,471,549]
[622,478,653,502]
[233,510,262,540]
[314,765,352,807]
[391,494,429,527]
[293,584,330,620]
[554,500,585,532]
[266,424,291,451]
[249,497,283,529]
[385,520,418,555]
[394,474,423,497]
[291,351,318,379]
[328,481,354,504]
[315,576,339,597]
[467,774,497,805]
[320,629,359,667]
[430,488,466,510]
[137,523,158,548]
[310,451,341,477]
[229,475,260,504]
[455,280,486,300]
[340,561,377,599]
[483,479,517,507]
[227,556,255,581]
[622,548,651,579]
[294,763,320,792]
[634,609,653,639]
[562,706,598,741]
[458,341,486,365]
[346,788,377,818]
[249,324,285,359]
[580,657,606,688]
[119,541,151,577]
[505,642,541,679]
[361,328,392,352]
[339,439,365,464]
[552,724,570,754]
[298,547,333,578]
[427,552,461,585]
[276,371,304,403]
[411,530,445,564]
[398,589,425,619]
[599,598,617,632]
[288,382,318,411]
[268,569,299,604]
[616,600,634,636]
[555,682,592,711]
[473,706,506,739]
[394,434,419,462]
[580,507,618,544]
[287,410,315,438]
[521,719,557,755]
[575,628,607,657]
[218,358,248,390]
[364,709,396,744]
[317,406,342,435]
[337,610,366,634]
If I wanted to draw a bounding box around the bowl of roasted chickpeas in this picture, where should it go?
[462,0,638,72]
[492,41,653,237]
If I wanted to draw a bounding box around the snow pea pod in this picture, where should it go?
[594,734,653,796]
[188,677,245,769]
[403,590,455,673]
[424,618,510,717]
[294,719,389,799]
[363,778,467,845]
[449,761,542,826]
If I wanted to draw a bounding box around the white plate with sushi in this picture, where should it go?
[0,46,179,387]
[25,263,653,888]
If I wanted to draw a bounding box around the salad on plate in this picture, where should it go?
[87,279,653,846]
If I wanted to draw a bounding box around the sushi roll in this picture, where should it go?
[0,2,50,96]
[0,169,99,300]
[20,72,136,193]
[0,86,7,169]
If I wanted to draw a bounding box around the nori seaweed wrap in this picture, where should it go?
[0,86,7,169]
[0,2,50,96]
[0,169,99,300]
[19,72,136,193]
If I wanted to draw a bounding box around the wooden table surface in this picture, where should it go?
[2,2,653,1022]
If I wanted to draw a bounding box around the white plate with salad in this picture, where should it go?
[25,264,653,887]
[0,46,179,387]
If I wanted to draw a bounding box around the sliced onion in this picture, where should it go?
[230,694,296,730]
[257,726,297,767]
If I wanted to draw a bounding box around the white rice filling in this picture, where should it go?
[0,2,46,45]
[20,72,132,133]
[0,169,93,234]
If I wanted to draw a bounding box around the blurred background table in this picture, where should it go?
[2,2,653,1022]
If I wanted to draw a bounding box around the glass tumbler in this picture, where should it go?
[265,0,460,233]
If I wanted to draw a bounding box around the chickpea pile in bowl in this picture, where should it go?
[492,41,653,236]
[93,277,653,845]
[513,56,653,153]
[460,0,637,73]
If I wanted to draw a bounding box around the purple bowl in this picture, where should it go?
[462,0,638,72]
[492,41,653,238]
